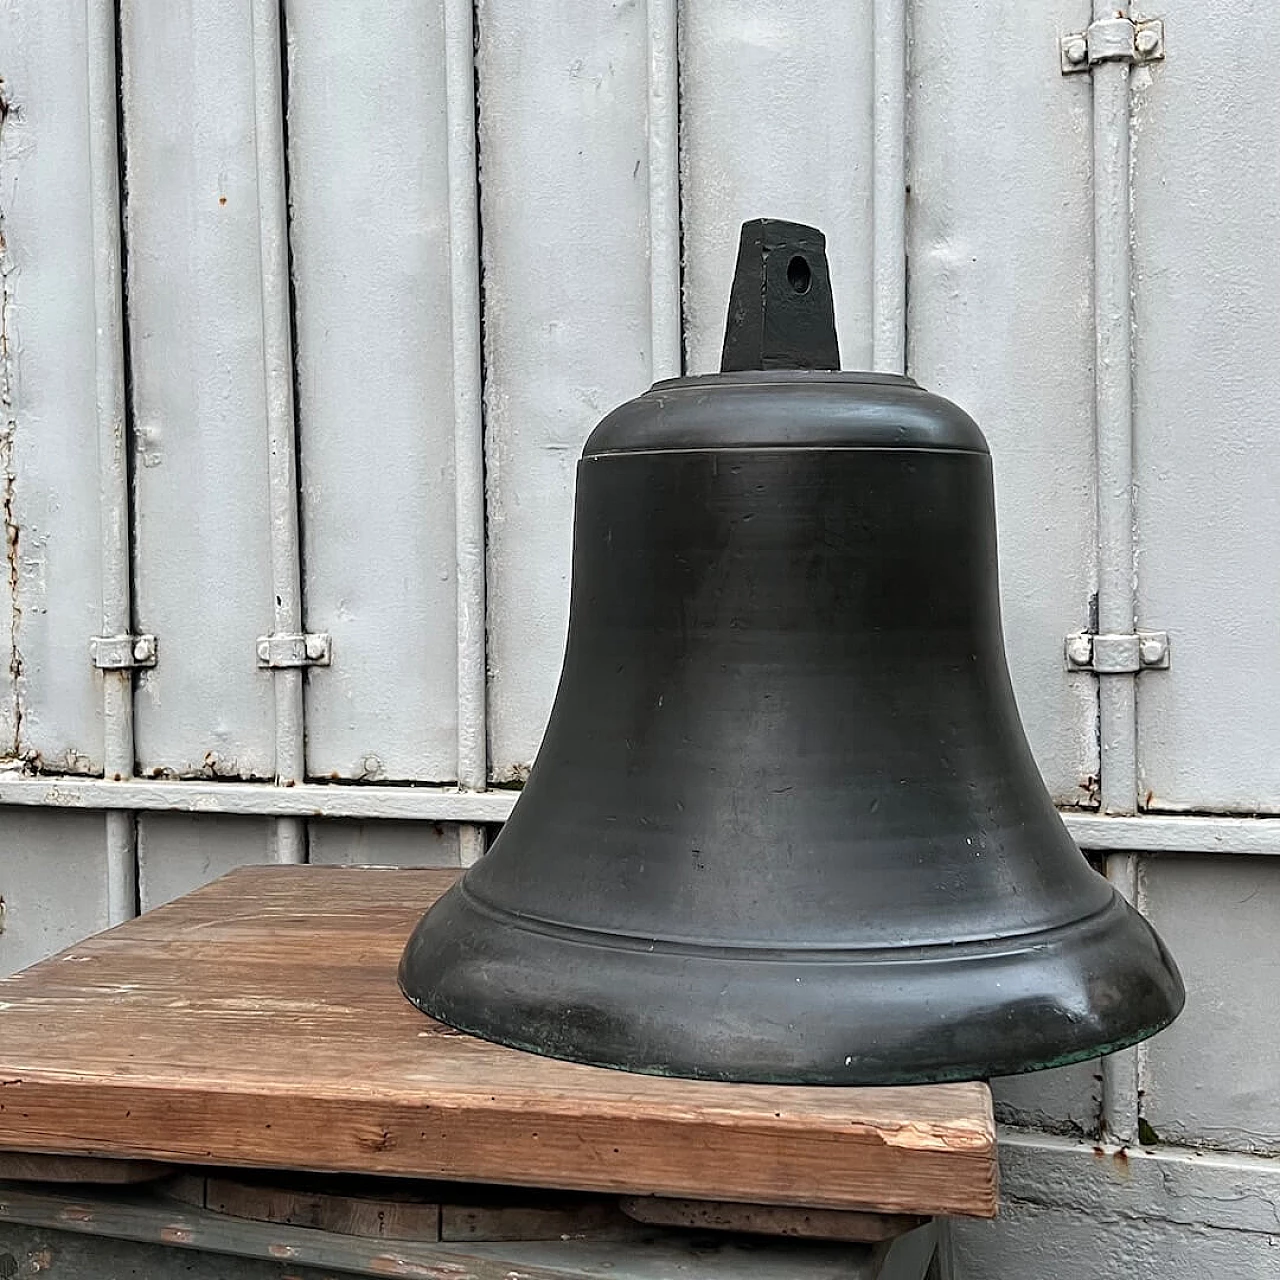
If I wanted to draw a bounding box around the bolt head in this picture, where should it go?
[1139,635,1167,665]
[1064,36,1089,64]
[304,634,328,662]
[133,636,154,663]
[1135,27,1160,55]
[257,639,271,663]
[1066,634,1093,668]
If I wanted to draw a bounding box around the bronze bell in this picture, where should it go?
[400,219,1184,1085]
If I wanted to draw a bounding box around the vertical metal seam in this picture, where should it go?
[88,0,137,924]
[1092,0,1140,1144]
[445,0,487,867]
[251,0,305,862]
[646,0,682,382]
[872,0,907,373]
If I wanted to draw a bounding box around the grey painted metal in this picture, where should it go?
[1143,856,1280,1153]
[444,0,488,869]
[251,0,304,868]
[1065,813,1280,855]
[907,0,1099,807]
[254,632,330,669]
[1064,630,1170,674]
[136,813,273,912]
[950,1131,1280,1277]
[1131,0,1280,813]
[0,775,519,822]
[646,0,682,382]
[88,633,156,670]
[997,1130,1280,1235]
[308,819,462,868]
[0,812,110,977]
[950,1197,1280,1280]
[0,2,109,773]
[7,775,1280,857]
[481,0,657,781]
[1060,15,1165,74]
[1101,852,1141,1144]
[121,0,276,778]
[871,0,906,373]
[1089,0,1140,818]
[990,1060,1101,1139]
[85,0,137,927]
[680,2,875,375]
[285,1,459,786]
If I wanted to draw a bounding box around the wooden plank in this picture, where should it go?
[619,1198,924,1244]
[0,1153,171,1184]
[204,1174,441,1241]
[0,1184,883,1280]
[441,1195,641,1243]
[0,867,996,1217]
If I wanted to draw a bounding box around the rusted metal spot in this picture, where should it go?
[58,1205,94,1223]
[160,1225,194,1244]
[268,1242,299,1258]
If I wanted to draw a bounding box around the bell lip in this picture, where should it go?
[398,882,1186,1087]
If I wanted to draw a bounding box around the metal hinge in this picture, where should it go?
[1064,631,1170,674]
[90,633,158,670]
[1060,16,1165,74]
[256,632,332,669]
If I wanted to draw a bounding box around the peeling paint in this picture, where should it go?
[0,76,23,758]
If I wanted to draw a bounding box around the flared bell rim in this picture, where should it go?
[399,881,1185,1086]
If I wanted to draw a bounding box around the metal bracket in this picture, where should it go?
[90,634,158,670]
[256,632,332,669]
[1061,17,1164,74]
[1064,631,1170,674]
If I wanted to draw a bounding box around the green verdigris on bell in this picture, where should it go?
[399,218,1184,1085]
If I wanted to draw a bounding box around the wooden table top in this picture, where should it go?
[0,866,996,1217]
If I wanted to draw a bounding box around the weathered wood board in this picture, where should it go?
[0,867,996,1217]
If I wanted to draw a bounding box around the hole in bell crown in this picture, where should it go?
[398,218,1184,1085]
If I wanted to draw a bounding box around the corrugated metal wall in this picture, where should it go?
[2,2,1279,1275]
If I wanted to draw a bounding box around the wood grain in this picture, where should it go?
[0,866,997,1216]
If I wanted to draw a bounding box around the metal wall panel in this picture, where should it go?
[0,811,109,976]
[308,820,460,868]
[121,0,276,778]
[137,813,272,911]
[1143,855,1280,1153]
[286,2,460,783]
[481,0,662,780]
[1131,3,1280,813]
[0,1,106,772]
[991,1061,1101,1140]
[951,1199,1280,1280]
[680,1,875,373]
[907,1,1099,806]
